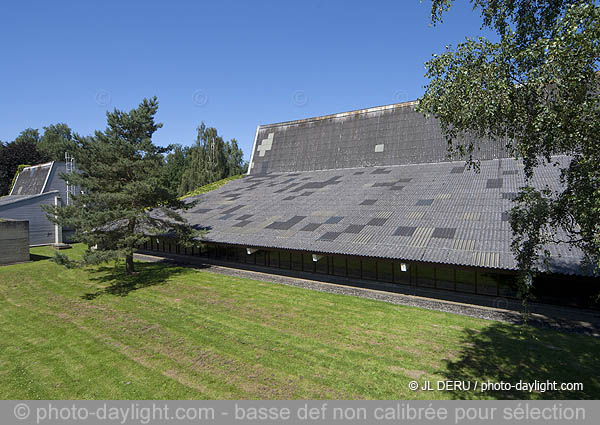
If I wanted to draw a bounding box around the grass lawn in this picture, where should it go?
[179,174,244,199]
[0,244,598,399]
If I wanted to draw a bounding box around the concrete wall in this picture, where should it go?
[0,219,29,265]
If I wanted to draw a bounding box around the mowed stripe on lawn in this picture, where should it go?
[0,244,598,399]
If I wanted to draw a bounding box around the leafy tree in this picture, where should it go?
[0,123,78,195]
[0,138,48,196]
[419,1,600,302]
[160,144,191,197]
[44,97,198,274]
[226,138,247,177]
[178,123,247,195]
[14,128,41,145]
[38,123,78,161]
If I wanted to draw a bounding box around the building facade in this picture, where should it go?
[141,101,597,308]
[0,161,76,245]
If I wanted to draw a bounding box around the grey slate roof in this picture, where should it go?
[248,102,509,175]
[182,155,585,275]
[10,163,53,195]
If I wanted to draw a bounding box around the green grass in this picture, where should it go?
[179,174,244,199]
[0,244,599,399]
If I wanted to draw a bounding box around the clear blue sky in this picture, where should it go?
[0,0,492,160]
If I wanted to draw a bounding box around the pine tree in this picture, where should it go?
[45,97,197,274]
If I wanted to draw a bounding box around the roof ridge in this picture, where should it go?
[259,100,419,129]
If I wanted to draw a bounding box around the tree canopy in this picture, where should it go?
[178,123,247,196]
[38,123,78,161]
[160,144,191,197]
[45,97,198,274]
[0,124,79,196]
[0,136,48,196]
[419,1,600,295]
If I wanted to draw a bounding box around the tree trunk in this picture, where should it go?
[125,254,135,275]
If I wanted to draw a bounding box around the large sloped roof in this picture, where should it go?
[183,155,584,275]
[248,102,508,175]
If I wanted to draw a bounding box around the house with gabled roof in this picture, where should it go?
[0,161,76,245]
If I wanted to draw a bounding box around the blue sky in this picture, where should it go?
[0,0,492,160]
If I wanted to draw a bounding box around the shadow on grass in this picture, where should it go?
[29,253,52,262]
[82,260,188,300]
[440,322,600,399]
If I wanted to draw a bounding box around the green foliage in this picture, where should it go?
[38,123,78,161]
[14,128,40,145]
[43,97,200,274]
[179,174,244,199]
[160,144,191,196]
[52,251,77,268]
[420,1,600,296]
[0,123,78,195]
[0,139,48,196]
[177,123,247,196]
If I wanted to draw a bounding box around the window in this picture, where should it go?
[291,252,303,271]
[435,266,455,290]
[377,261,394,283]
[316,255,329,274]
[230,247,244,262]
[255,250,266,266]
[303,253,314,272]
[456,269,477,293]
[209,245,216,258]
[347,258,362,279]
[216,245,227,260]
[279,252,291,269]
[416,265,435,288]
[362,259,377,280]
[477,271,500,295]
[332,256,347,277]
[394,263,411,284]
[268,250,280,268]
[199,244,208,257]
[498,274,518,297]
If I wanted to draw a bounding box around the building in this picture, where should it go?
[0,161,76,245]
[141,101,597,307]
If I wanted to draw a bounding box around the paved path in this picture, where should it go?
[135,251,600,336]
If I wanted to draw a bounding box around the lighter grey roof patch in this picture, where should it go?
[453,239,476,251]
